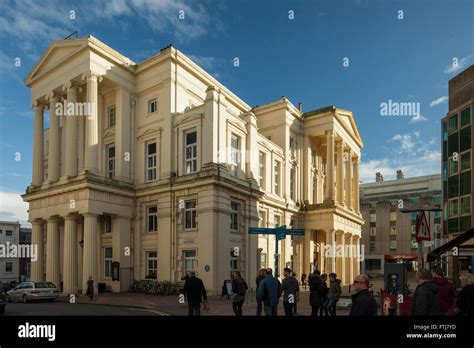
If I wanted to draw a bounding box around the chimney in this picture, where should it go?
[298,102,302,112]
[396,169,405,180]
[376,172,384,182]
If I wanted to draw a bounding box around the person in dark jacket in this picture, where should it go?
[431,267,454,315]
[411,268,441,316]
[319,274,328,316]
[231,271,248,316]
[183,271,208,316]
[255,268,266,316]
[350,274,377,316]
[456,273,474,317]
[292,271,298,314]
[86,276,94,301]
[282,268,299,316]
[301,273,307,290]
[308,269,323,316]
[256,268,282,316]
[324,273,342,316]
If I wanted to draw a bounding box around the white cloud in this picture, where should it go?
[389,133,415,153]
[430,96,448,107]
[444,55,472,74]
[0,190,30,227]
[409,114,428,124]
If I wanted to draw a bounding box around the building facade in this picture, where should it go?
[441,65,474,277]
[23,36,363,294]
[0,221,21,283]
[360,173,442,275]
[19,227,32,282]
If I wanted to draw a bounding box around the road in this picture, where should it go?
[2,301,167,316]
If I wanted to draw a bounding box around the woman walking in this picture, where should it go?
[231,271,248,316]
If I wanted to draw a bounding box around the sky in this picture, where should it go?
[0,0,473,225]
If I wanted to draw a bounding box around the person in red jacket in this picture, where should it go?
[431,267,454,315]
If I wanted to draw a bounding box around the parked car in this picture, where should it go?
[0,284,6,314]
[6,282,59,303]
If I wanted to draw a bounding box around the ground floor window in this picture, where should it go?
[183,250,197,277]
[104,247,113,278]
[365,259,381,272]
[146,251,157,279]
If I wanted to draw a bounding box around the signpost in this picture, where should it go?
[248,225,304,277]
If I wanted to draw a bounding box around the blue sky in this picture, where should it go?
[0,0,472,224]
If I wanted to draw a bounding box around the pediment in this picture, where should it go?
[138,127,162,139]
[25,39,89,84]
[337,112,363,146]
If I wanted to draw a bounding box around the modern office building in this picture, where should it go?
[441,64,474,278]
[360,173,442,275]
[22,36,363,294]
[0,221,21,282]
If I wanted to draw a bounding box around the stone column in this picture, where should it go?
[83,72,100,173]
[336,140,344,205]
[46,218,60,287]
[30,220,44,281]
[82,213,98,294]
[116,87,131,181]
[64,83,79,177]
[335,231,345,285]
[63,216,78,294]
[48,94,60,182]
[303,229,312,276]
[352,236,360,277]
[112,216,131,293]
[345,150,353,209]
[32,103,44,186]
[325,130,335,201]
[353,156,360,213]
[345,233,353,285]
[325,229,336,273]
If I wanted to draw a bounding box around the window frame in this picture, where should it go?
[230,133,241,177]
[230,201,240,231]
[258,151,265,188]
[184,130,197,174]
[184,200,197,230]
[148,99,158,114]
[107,144,115,179]
[146,142,157,182]
[107,105,116,128]
[104,246,113,278]
[146,251,158,279]
[147,206,158,233]
[274,160,281,196]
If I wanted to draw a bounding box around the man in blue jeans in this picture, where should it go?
[324,272,341,316]
[257,268,282,316]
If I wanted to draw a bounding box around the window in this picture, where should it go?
[289,138,296,158]
[148,99,157,114]
[104,215,112,233]
[389,240,397,250]
[230,249,238,277]
[260,253,267,269]
[443,121,448,142]
[274,215,281,228]
[184,201,197,229]
[104,247,112,278]
[461,107,471,127]
[6,262,12,273]
[107,105,116,128]
[146,142,157,181]
[230,134,240,176]
[448,175,459,197]
[449,157,458,176]
[411,240,418,250]
[390,212,397,221]
[370,213,376,223]
[183,251,197,277]
[460,126,471,152]
[461,152,471,171]
[410,197,420,206]
[146,251,157,279]
[461,196,471,215]
[258,211,266,228]
[460,171,471,195]
[433,195,442,205]
[107,145,115,179]
[230,202,239,231]
[390,226,397,235]
[5,230,13,237]
[185,131,197,174]
[147,206,158,232]
[449,114,458,133]
[274,160,281,195]
[258,152,265,188]
[290,168,296,201]
[448,199,458,217]
[369,227,376,236]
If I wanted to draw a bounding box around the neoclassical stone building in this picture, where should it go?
[23,36,363,294]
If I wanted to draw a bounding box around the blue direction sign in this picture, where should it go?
[248,225,305,277]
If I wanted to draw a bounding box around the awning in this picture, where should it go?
[384,253,418,260]
[427,228,474,262]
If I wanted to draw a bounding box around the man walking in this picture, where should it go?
[257,268,282,316]
[324,273,342,316]
[411,268,440,316]
[308,269,323,316]
[282,268,299,316]
[350,274,377,316]
[183,271,208,316]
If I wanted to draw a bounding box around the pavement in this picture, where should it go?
[54,288,354,316]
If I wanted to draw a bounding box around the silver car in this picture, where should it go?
[6,281,59,303]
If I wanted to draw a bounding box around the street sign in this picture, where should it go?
[423,241,434,248]
[416,211,430,241]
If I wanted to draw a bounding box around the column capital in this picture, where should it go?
[30,219,44,226]
[63,215,79,222]
[83,212,99,218]
[325,129,334,137]
[62,81,81,93]
[352,155,360,163]
[82,71,103,83]
[336,139,344,146]
[31,100,46,109]
[335,230,345,236]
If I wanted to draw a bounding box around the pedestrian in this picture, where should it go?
[282,268,299,316]
[183,270,208,316]
[292,271,299,314]
[320,274,329,316]
[324,273,342,316]
[220,280,230,300]
[256,268,282,316]
[231,271,248,316]
[86,276,94,301]
[301,273,307,290]
[308,269,323,316]
[255,268,266,316]
[411,268,440,316]
[455,273,474,316]
[431,267,454,315]
[350,274,377,316]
